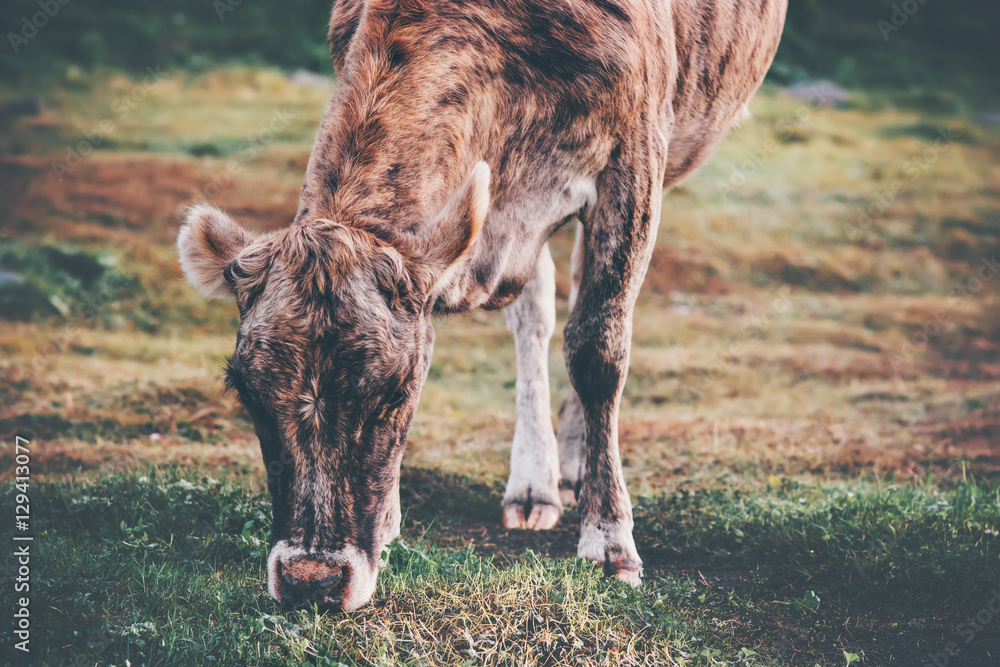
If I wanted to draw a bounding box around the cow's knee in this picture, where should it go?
[504,247,556,342]
[563,314,629,409]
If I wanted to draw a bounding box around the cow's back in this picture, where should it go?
[328,0,786,190]
[662,0,788,187]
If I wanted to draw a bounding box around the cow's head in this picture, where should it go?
[177,163,489,611]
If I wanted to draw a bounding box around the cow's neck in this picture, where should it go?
[297,57,481,254]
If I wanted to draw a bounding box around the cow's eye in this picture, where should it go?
[224,354,253,397]
[224,260,252,285]
[223,365,243,394]
[387,388,407,407]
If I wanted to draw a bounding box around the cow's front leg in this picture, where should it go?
[564,133,665,584]
[502,242,562,530]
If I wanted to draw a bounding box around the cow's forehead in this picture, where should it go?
[238,253,369,330]
[235,274,412,376]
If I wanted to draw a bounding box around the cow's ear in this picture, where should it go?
[419,161,489,292]
[177,205,255,299]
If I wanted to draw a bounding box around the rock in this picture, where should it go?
[0,271,22,287]
[288,69,335,90]
[975,112,1000,127]
[2,96,44,117]
[784,80,850,107]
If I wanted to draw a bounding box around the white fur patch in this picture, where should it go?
[576,520,608,563]
[577,517,640,567]
[267,539,302,602]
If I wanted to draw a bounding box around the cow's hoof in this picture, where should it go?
[612,566,643,587]
[578,518,643,585]
[502,500,562,530]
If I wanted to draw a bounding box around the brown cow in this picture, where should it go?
[178,0,787,611]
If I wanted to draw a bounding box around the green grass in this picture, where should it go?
[3,469,998,666]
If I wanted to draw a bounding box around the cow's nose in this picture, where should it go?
[275,556,347,609]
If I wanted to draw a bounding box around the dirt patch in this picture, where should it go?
[644,245,732,295]
[0,154,301,243]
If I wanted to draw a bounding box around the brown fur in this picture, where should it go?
[178,0,787,610]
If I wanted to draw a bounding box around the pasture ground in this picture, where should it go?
[1,68,999,665]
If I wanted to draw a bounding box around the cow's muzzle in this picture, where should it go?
[267,540,380,612]
[275,556,345,608]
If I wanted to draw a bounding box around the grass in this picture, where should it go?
[1,66,999,665]
[4,469,998,665]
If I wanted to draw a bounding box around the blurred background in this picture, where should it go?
[2,0,999,98]
[1,2,999,664]
[1,0,997,471]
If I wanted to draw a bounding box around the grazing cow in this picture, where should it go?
[178,0,786,611]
